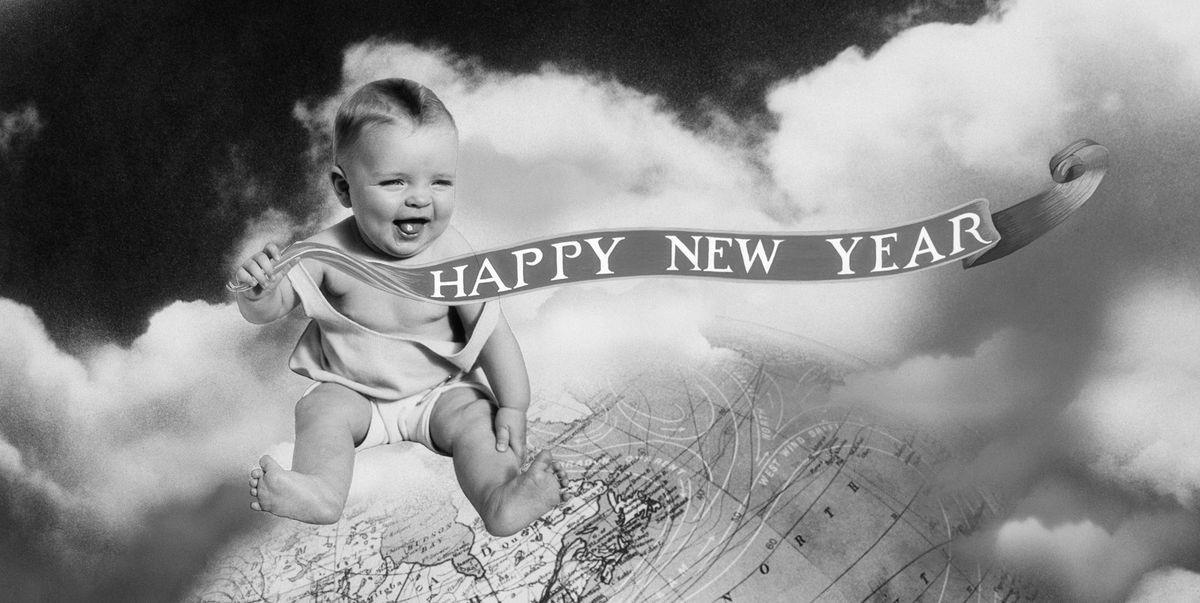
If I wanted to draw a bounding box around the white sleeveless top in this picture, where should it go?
[286,260,498,400]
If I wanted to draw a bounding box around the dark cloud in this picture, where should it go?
[0,0,990,347]
[0,471,263,603]
[91,485,265,603]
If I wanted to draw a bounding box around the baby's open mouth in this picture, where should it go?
[394,218,429,237]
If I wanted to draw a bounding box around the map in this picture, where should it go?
[191,319,1038,602]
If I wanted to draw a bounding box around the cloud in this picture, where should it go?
[515,280,733,420]
[0,298,307,511]
[759,11,1200,599]
[831,328,1060,428]
[289,40,778,241]
[822,327,1070,497]
[755,0,1200,358]
[766,0,1200,228]
[0,103,42,161]
[1127,567,1200,603]
[823,277,1200,600]
[0,297,306,596]
[1066,280,1200,507]
[223,207,321,281]
[992,511,1200,602]
[824,276,1200,582]
[34,0,1200,598]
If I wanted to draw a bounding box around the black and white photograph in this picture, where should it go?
[2,1,1199,601]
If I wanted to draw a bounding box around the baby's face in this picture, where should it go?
[337,122,458,260]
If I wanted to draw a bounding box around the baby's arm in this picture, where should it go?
[234,243,300,324]
[461,303,531,457]
[439,227,531,455]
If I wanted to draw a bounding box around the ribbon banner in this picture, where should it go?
[228,140,1108,303]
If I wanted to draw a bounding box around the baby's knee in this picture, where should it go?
[293,395,325,424]
[294,383,368,426]
[435,392,493,433]
[451,395,493,426]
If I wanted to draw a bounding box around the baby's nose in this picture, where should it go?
[404,188,432,207]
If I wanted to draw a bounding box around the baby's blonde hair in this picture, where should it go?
[333,79,456,163]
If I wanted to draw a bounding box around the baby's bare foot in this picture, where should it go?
[482,450,571,537]
[249,455,344,525]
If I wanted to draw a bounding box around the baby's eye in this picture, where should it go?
[381,178,407,187]
[432,179,454,188]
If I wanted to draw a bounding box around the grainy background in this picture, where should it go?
[2,1,1199,601]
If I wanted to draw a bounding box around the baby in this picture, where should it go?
[235,79,568,536]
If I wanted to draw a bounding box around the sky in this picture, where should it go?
[3,0,1200,601]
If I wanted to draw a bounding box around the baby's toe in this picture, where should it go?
[251,501,262,512]
[529,449,554,470]
[250,487,258,497]
[251,467,263,479]
[249,476,259,487]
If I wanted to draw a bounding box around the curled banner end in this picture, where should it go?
[963,139,1109,269]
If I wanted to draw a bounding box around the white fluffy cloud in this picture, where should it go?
[516,280,732,419]
[765,0,1200,229]
[993,511,1200,601]
[1128,567,1200,603]
[0,298,308,526]
[753,0,1200,357]
[824,279,1200,599]
[1067,281,1200,507]
[831,328,1055,427]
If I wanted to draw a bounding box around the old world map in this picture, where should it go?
[191,319,1035,602]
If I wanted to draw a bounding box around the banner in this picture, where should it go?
[228,140,1108,303]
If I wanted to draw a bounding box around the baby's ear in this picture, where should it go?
[330,166,352,208]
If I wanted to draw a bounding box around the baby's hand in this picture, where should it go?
[234,243,283,295]
[494,407,527,459]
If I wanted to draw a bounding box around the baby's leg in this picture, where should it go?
[249,383,372,524]
[429,390,569,537]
